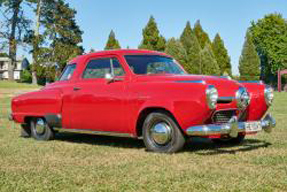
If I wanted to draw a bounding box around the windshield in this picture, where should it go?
[124,55,186,75]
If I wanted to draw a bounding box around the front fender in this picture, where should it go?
[241,82,268,120]
[131,82,212,134]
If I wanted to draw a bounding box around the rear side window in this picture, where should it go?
[59,64,76,81]
[82,58,125,79]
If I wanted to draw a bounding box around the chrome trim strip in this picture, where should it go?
[219,76,232,80]
[238,80,263,84]
[176,80,206,84]
[54,128,135,138]
[186,113,276,137]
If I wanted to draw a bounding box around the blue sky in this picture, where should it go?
[65,0,287,75]
[16,0,287,74]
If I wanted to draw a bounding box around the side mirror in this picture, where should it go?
[105,73,123,83]
[105,73,114,83]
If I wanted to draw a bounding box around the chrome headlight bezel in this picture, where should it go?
[206,85,218,109]
[236,87,250,110]
[264,85,274,106]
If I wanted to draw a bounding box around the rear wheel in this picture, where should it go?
[142,112,185,153]
[31,117,55,141]
[211,134,245,145]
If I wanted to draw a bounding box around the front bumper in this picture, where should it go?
[186,113,276,138]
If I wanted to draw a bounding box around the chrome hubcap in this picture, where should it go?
[150,122,172,145]
[35,118,45,135]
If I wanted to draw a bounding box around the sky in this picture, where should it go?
[14,0,287,75]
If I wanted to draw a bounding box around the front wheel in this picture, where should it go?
[142,112,185,153]
[31,117,55,141]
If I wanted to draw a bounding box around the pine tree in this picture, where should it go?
[179,21,202,74]
[194,20,211,49]
[165,38,187,68]
[239,32,260,80]
[104,30,121,50]
[212,33,232,76]
[180,21,193,51]
[186,33,202,74]
[138,16,166,51]
[201,43,220,75]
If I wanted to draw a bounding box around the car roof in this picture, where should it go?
[69,49,171,64]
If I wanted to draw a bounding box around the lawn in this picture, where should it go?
[0,80,41,89]
[0,84,287,192]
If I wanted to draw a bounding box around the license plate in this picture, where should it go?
[245,122,262,132]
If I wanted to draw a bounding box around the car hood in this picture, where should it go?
[134,74,242,97]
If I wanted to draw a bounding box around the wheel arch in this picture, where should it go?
[135,107,184,138]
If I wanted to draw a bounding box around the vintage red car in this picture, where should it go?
[10,49,276,153]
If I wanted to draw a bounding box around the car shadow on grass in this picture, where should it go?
[54,133,271,154]
[184,137,272,155]
[55,133,145,149]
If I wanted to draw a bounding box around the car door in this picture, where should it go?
[69,55,129,133]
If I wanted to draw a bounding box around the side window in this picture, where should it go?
[111,58,125,76]
[59,64,76,81]
[83,58,125,79]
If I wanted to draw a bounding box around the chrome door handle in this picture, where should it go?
[73,87,81,91]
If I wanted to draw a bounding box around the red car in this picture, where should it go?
[10,49,276,153]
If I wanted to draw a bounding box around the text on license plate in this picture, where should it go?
[245,122,262,132]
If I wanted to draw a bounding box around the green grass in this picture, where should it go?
[0,86,287,191]
[0,80,41,89]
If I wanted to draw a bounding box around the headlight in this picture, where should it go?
[236,87,250,109]
[206,85,218,109]
[264,86,274,106]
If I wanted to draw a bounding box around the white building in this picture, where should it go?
[0,57,26,80]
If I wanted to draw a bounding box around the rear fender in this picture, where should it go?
[11,88,63,124]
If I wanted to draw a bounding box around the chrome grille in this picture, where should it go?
[212,110,236,124]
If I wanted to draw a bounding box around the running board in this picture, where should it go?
[54,128,135,138]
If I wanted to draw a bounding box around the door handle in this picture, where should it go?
[73,87,81,91]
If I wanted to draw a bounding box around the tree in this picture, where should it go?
[30,0,42,84]
[180,21,193,51]
[89,48,95,53]
[249,13,287,82]
[212,33,232,76]
[194,20,211,49]
[26,0,83,84]
[179,21,202,74]
[238,32,260,80]
[0,0,30,81]
[45,0,83,71]
[104,30,121,50]
[201,43,220,75]
[165,38,187,68]
[139,16,166,51]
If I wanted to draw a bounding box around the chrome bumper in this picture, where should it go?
[186,113,276,138]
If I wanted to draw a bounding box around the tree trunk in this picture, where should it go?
[32,0,42,85]
[8,0,23,81]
